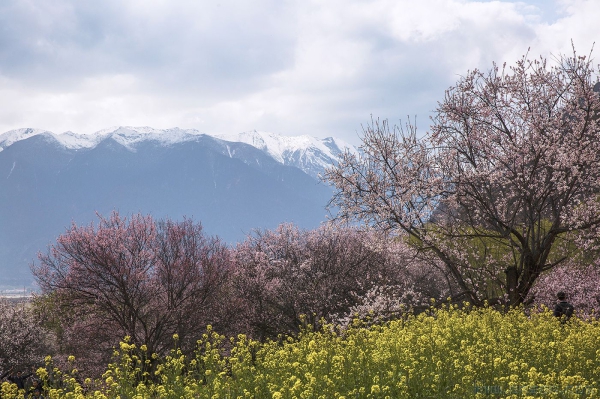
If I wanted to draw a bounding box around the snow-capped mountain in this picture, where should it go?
[216,130,356,178]
[0,128,54,151]
[0,127,356,178]
[0,127,204,153]
[0,126,353,288]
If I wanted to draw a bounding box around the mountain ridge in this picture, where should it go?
[0,127,357,178]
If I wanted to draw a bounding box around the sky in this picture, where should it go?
[0,0,598,145]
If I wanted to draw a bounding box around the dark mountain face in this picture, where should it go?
[0,135,333,288]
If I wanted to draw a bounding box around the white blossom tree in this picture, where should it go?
[0,298,53,372]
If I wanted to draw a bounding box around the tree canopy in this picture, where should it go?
[325,48,600,306]
[32,212,232,374]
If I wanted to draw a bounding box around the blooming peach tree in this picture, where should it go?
[31,211,233,375]
[325,48,600,307]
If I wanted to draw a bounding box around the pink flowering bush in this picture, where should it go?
[231,223,447,338]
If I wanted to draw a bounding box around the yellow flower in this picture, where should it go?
[35,368,48,379]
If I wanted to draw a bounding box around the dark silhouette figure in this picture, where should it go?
[28,379,44,397]
[553,291,574,323]
[29,388,46,399]
[8,370,33,390]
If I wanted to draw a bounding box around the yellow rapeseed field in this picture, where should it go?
[3,305,599,398]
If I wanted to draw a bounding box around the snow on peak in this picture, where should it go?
[0,126,208,152]
[216,130,356,166]
[0,128,54,152]
[91,126,205,150]
[0,127,356,177]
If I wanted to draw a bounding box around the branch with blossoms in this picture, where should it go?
[325,47,600,307]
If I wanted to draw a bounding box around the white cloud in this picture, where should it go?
[0,0,598,144]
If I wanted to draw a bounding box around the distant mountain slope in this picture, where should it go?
[0,127,352,288]
[0,127,357,179]
[216,130,356,179]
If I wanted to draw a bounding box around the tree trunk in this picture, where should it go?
[505,266,519,306]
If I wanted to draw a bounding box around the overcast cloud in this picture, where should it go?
[0,0,597,144]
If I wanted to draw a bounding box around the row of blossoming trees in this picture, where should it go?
[11,47,600,377]
[28,214,447,376]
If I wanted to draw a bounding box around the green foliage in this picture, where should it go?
[412,221,587,305]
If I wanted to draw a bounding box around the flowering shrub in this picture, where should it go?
[334,284,431,327]
[0,298,54,371]
[2,306,599,398]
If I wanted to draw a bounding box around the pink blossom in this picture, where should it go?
[325,47,600,307]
